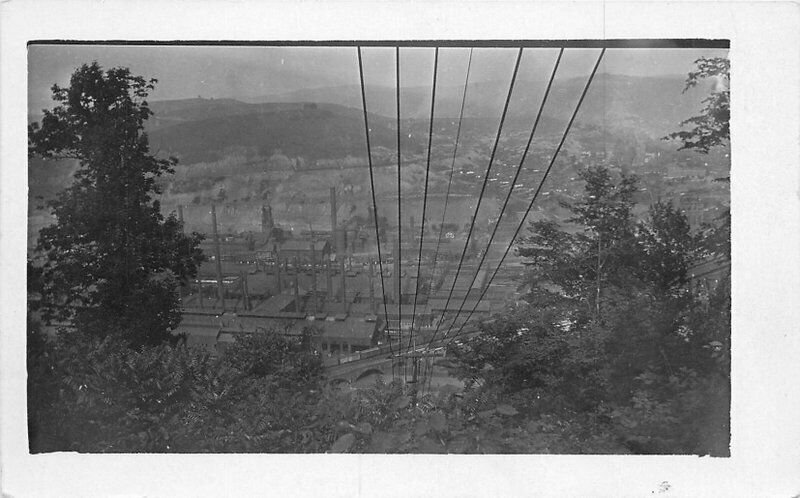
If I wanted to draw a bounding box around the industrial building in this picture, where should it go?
[173,182,519,359]
[175,187,389,357]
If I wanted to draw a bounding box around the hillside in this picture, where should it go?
[146,100,404,164]
[247,74,714,139]
[29,73,728,248]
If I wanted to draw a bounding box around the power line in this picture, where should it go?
[426,47,524,349]
[408,47,439,353]
[441,48,564,339]
[444,47,607,347]
[426,48,474,305]
[395,47,405,380]
[356,47,393,372]
[395,47,403,346]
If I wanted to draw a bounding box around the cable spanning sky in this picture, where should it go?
[28,44,728,116]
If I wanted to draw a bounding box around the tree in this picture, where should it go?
[521,166,640,320]
[29,63,204,347]
[636,201,698,294]
[665,57,730,153]
[664,56,731,262]
[222,329,323,385]
[451,163,734,454]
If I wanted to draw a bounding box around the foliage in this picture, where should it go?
[450,164,730,455]
[664,57,730,153]
[27,327,325,453]
[28,63,205,347]
[520,166,642,319]
[636,201,698,293]
[449,304,606,412]
[26,60,731,457]
[222,329,323,385]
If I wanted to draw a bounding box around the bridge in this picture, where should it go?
[323,326,480,383]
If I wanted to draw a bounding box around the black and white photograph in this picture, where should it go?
[2,1,799,497]
[25,41,733,456]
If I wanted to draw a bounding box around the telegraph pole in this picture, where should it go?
[310,243,318,314]
[211,204,225,310]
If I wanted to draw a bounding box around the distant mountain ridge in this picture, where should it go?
[141,74,713,165]
[146,100,401,164]
[240,74,712,137]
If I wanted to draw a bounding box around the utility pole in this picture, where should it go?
[211,204,225,310]
[240,270,250,311]
[310,243,318,315]
[294,256,301,313]
[368,258,376,314]
[276,254,283,294]
[326,259,333,305]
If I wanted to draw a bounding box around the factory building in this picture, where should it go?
[175,187,389,358]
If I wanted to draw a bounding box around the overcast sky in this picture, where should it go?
[28,44,728,115]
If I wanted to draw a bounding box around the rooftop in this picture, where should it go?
[249,293,299,315]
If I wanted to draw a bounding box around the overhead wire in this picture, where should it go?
[426,48,474,311]
[443,47,607,347]
[408,47,439,353]
[441,48,564,339]
[356,46,393,376]
[395,47,406,381]
[396,46,403,347]
[425,47,524,350]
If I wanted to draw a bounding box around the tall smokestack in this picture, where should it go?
[177,205,184,228]
[340,256,347,314]
[261,205,268,233]
[326,259,333,305]
[211,205,225,310]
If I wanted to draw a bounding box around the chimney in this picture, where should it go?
[326,259,333,304]
[340,256,347,314]
[177,205,184,228]
[211,204,225,310]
